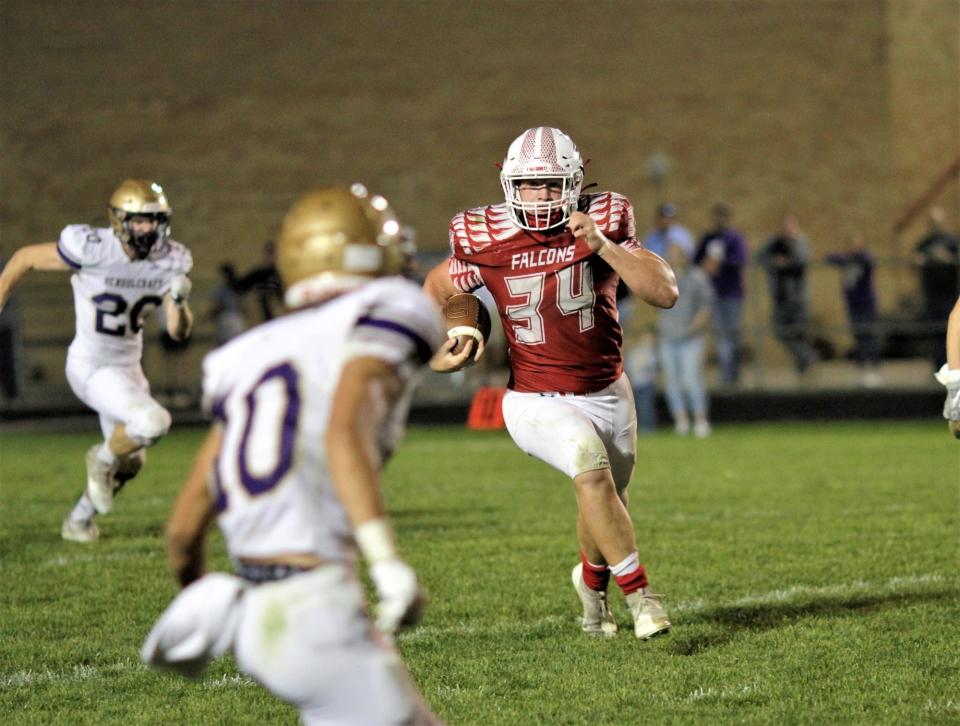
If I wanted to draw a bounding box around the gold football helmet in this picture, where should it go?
[108,179,172,257]
[277,184,412,308]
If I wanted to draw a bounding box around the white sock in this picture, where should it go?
[610,551,640,577]
[70,495,96,522]
[96,444,117,466]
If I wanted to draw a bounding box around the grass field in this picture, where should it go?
[1,422,958,724]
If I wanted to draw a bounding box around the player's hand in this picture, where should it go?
[429,336,484,373]
[935,365,960,438]
[170,274,192,307]
[370,558,426,634]
[567,211,607,254]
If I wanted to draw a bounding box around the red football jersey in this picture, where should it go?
[448,192,641,394]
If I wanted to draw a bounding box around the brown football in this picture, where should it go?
[442,293,493,355]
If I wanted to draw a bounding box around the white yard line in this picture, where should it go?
[403,573,949,641]
[0,660,145,688]
[0,660,257,690]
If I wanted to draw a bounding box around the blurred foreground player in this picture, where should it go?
[425,127,678,639]
[0,179,193,542]
[935,294,960,439]
[143,185,446,725]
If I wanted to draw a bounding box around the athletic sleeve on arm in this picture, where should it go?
[57,225,94,269]
[448,214,485,292]
[589,193,641,253]
[170,243,194,275]
[614,195,642,252]
[157,242,194,293]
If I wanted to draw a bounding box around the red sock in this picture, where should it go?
[580,552,610,591]
[614,565,649,596]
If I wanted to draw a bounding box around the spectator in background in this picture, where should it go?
[694,203,748,387]
[0,255,23,400]
[625,323,658,435]
[233,240,284,322]
[206,263,247,346]
[912,206,960,371]
[642,202,694,259]
[825,233,882,387]
[756,213,816,380]
[657,242,714,437]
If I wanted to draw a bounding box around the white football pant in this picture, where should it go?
[234,566,435,726]
[502,373,637,491]
[66,355,171,445]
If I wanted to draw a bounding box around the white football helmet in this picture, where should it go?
[500,127,584,231]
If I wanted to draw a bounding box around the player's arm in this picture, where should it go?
[165,425,221,588]
[936,295,960,439]
[163,275,194,341]
[326,355,425,633]
[947,295,960,370]
[423,260,459,307]
[568,212,678,309]
[0,242,69,310]
[423,260,483,372]
[326,356,400,525]
[934,294,960,439]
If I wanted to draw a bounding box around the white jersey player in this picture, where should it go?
[143,185,449,725]
[0,179,194,543]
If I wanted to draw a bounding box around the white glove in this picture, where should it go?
[170,274,192,307]
[934,364,960,421]
[369,558,425,634]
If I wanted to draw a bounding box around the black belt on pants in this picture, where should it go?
[235,562,315,584]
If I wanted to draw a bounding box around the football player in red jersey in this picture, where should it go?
[425,127,679,639]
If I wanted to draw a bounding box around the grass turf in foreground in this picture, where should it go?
[0,422,957,724]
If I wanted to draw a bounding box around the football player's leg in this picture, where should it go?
[61,357,107,537]
[503,392,620,635]
[82,365,171,451]
[603,375,638,504]
[235,569,438,724]
[502,392,614,553]
[502,391,635,562]
[76,366,170,513]
[597,377,670,638]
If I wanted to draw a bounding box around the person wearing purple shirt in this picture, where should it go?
[825,233,881,386]
[694,203,748,385]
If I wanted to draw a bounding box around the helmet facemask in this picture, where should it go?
[499,127,584,231]
[112,210,171,259]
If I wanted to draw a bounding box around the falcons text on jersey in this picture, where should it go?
[448,192,641,393]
